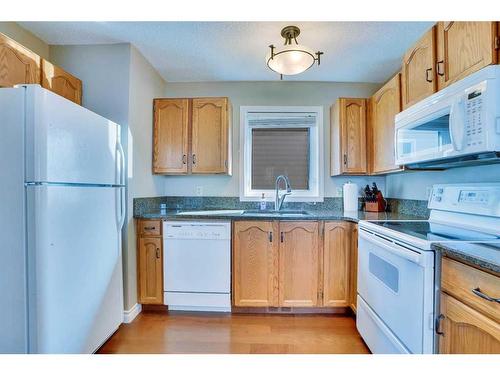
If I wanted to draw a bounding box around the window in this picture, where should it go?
[240,106,323,202]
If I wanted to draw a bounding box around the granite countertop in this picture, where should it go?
[433,242,500,275]
[134,208,426,223]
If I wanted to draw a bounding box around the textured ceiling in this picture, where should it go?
[19,21,434,83]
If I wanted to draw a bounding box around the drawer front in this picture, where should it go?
[138,220,162,236]
[442,257,500,322]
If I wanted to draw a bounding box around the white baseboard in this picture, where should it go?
[123,303,142,324]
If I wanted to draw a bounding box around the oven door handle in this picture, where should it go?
[359,230,423,265]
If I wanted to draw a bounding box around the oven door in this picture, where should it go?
[357,229,435,354]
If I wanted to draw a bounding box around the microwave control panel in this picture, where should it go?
[464,82,486,147]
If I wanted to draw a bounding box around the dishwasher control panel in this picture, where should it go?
[163,221,231,240]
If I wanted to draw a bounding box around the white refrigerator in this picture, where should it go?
[0,85,125,353]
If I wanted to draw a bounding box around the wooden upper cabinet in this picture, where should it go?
[41,59,82,105]
[331,98,367,176]
[436,22,499,90]
[368,73,403,174]
[137,235,163,305]
[153,97,231,175]
[0,33,40,88]
[191,97,230,174]
[323,221,351,307]
[153,98,190,174]
[233,221,278,307]
[402,26,437,109]
[439,293,500,354]
[278,222,319,307]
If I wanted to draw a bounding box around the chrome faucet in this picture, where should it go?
[275,175,292,211]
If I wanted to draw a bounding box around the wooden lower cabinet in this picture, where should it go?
[137,221,163,305]
[232,221,278,307]
[233,220,357,310]
[439,292,500,354]
[350,224,359,312]
[323,221,351,307]
[279,222,319,307]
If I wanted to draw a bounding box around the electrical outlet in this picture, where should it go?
[195,186,203,196]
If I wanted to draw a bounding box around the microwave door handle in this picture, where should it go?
[449,100,465,151]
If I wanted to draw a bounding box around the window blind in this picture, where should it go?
[251,128,310,190]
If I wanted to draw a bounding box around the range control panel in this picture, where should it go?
[429,183,500,217]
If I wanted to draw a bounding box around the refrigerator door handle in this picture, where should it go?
[119,187,126,231]
[116,138,126,186]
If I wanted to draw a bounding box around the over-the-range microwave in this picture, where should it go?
[395,65,500,169]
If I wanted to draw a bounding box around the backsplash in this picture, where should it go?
[134,196,430,218]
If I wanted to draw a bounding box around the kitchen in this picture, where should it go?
[0,1,499,372]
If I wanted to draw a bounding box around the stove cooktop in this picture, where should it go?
[369,220,500,242]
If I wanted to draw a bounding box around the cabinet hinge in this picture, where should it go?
[318,291,323,300]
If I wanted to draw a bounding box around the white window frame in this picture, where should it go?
[240,106,324,202]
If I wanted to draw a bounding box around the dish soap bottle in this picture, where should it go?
[260,193,267,211]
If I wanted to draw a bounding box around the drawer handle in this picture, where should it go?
[144,226,156,231]
[435,314,445,336]
[472,287,500,303]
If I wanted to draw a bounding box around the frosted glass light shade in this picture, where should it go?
[266,44,316,76]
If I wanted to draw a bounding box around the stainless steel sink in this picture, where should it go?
[242,210,312,217]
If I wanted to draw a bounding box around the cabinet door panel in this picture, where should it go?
[41,59,82,105]
[323,222,351,307]
[153,98,189,174]
[437,21,498,89]
[439,293,500,354]
[279,222,319,307]
[0,33,40,87]
[369,73,402,174]
[138,236,163,305]
[402,27,436,109]
[349,224,359,312]
[340,98,367,174]
[233,221,278,307]
[191,98,229,174]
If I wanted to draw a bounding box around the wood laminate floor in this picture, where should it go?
[97,312,370,354]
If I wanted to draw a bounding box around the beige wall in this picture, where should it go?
[0,22,50,59]
[50,43,167,311]
[124,46,167,310]
[161,81,386,198]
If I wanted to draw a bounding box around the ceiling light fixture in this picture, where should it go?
[266,25,323,79]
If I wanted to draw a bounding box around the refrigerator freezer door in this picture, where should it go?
[26,185,124,353]
[24,85,124,186]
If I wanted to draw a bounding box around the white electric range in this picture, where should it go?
[356,183,500,354]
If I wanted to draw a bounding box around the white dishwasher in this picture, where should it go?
[163,221,231,312]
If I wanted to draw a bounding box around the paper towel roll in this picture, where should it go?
[343,182,358,212]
